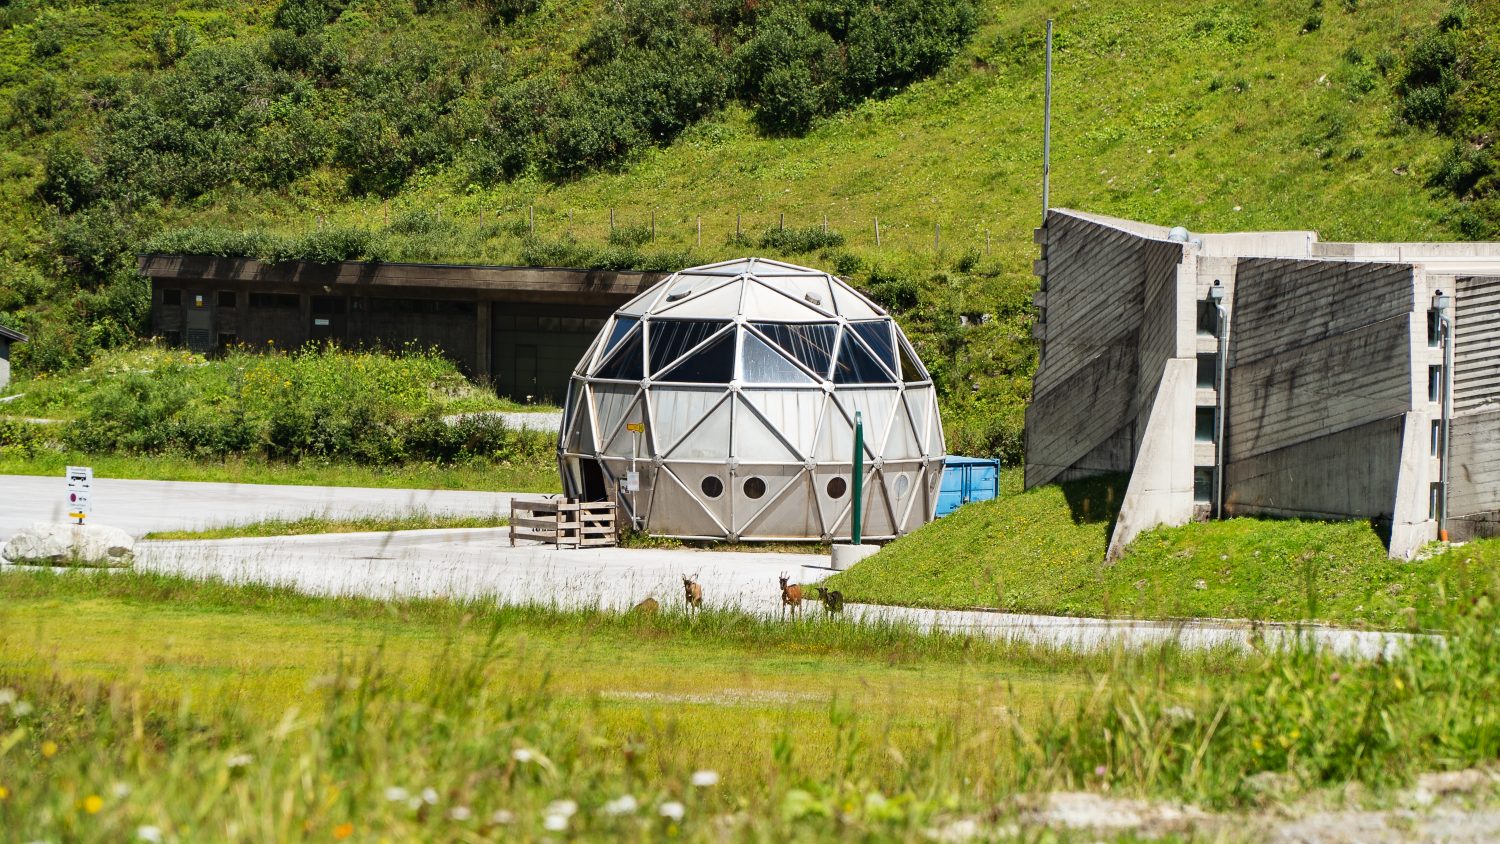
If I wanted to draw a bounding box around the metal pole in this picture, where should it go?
[875,217,881,247]
[934,222,941,253]
[1214,296,1229,520]
[696,216,702,247]
[736,212,741,238]
[650,209,655,240]
[779,212,785,232]
[852,411,864,545]
[1440,306,1454,541]
[1042,19,1054,224]
[610,208,615,232]
[529,204,534,235]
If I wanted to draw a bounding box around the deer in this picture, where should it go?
[779,572,803,621]
[815,586,844,614]
[682,573,703,613]
[630,597,659,616]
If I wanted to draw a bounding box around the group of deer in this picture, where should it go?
[778,573,843,619]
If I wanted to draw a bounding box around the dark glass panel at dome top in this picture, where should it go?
[648,320,729,375]
[594,328,643,380]
[656,330,735,383]
[831,329,895,384]
[599,316,638,364]
[750,322,837,378]
[850,321,896,371]
[898,335,928,382]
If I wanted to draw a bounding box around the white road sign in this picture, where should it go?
[66,465,92,522]
[623,471,640,493]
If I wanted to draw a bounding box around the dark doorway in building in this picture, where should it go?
[579,459,608,502]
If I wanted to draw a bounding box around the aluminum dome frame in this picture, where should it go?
[557,257,945,541]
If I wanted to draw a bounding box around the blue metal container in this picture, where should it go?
[935,456,1001,517]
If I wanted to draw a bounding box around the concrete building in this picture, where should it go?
[1028,209,1500,559]
[560,258,945,541]
[0,325,25,390]
[140,254,664,404]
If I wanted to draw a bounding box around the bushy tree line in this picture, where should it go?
[11,0,975,374]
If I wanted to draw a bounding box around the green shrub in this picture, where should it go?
[1429,143,1493,196]
[841,0,978,99]
[150,22,199,68]
[735,8,844,136]
[9,75,69,134]
[865,268,920,311]
[37,143,103,212]
[758,224,845,253]
[608,223,652,247]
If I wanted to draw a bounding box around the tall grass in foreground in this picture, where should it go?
[1,570,1499,840]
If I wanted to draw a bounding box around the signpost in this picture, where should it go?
[66,465,92,524]
[625,422,645,529]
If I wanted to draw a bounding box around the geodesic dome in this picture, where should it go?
[557,257,945,541]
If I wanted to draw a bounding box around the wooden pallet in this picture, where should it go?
[510,498,618,548]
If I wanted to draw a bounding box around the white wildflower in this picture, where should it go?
[448,806,472,821]
[690,770,720,787]
[226,754,254,769]
[11,700,32,716]
[659,800,685,821]
[136,827,164,843]
[543,813,568,831]
[546,799,578,818]
[0,688,15,705]
[421,787,439,805]
[384,786,409,802]
[489,809,515,825]
[111,782,132,798]
[407,797,423,811]
[511,747,534,763]
[603,795,638,815]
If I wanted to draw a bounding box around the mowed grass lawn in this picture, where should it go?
[827,470,1500,629]
[0,571,1190,797]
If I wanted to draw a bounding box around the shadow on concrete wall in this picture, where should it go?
[1060,473,1128,534]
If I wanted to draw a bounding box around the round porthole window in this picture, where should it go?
[700,476,724,498]
[894,475,911,499]
[744,477,766,499]
[826,477,848,499]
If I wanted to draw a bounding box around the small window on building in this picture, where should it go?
[1195,407,1217,443]
[1196,354,1218,390]
[217,291,237,309]
[1196,300,1220,337]
[700,476,724,499]
[1193,468,1214,504]
[1430,482,1442,520]
[1427,309,1442,347]
[1431,420,1442,456]
[162,289,181,306]
[311,296,347,315]
[1429,365,1444,403]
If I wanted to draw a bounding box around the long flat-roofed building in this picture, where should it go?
[139,255,664,404]
[1028,209,1500,559]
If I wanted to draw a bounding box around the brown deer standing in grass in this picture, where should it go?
[779,572,803,620]
[815,586,844,614]
[682,573,703,613]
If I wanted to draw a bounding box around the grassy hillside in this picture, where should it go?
[824,469,1500,629]
[0,0,1486,461]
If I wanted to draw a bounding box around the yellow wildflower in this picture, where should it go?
[1394,677,1405,691]
[333,822,354,840]
[41,741,57,758]
[1250,736,1264,753]
[0,785,9,799]
[83,794,103,814]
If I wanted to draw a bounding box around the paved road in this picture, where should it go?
[0,474,520,538]
[1,476,1415,657]
[132,529,1412,658]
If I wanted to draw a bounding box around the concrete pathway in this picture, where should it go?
[0,474,519,538]
[130,528,1413,658]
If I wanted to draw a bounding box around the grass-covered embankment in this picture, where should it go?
[0,345,564,492]
[825,469,1499,629]
[2,568,1500,839]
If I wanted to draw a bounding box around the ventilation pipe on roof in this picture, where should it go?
[1168,226,1191,243]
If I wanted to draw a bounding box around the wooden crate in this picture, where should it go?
[510,498,618,548]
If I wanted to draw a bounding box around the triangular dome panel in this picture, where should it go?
[757,275,836,316]
[649,388,724,455]
[656,331,736,383]
[830,282,881,319]
[665,395,732,460]
[653,278,745,318]
[592,383,638,447]
[742,280,830,322]
[813,395,854,462]
[732,396,801,463]
[741,388,822,460]
[602,395,647,458]
[837,389,896,457]
[734,465,810,536]
[649,465,729,537]
[662,461,733,532]
[741,331,816,384]
[861,470,897,538]
[884,397,923,461]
